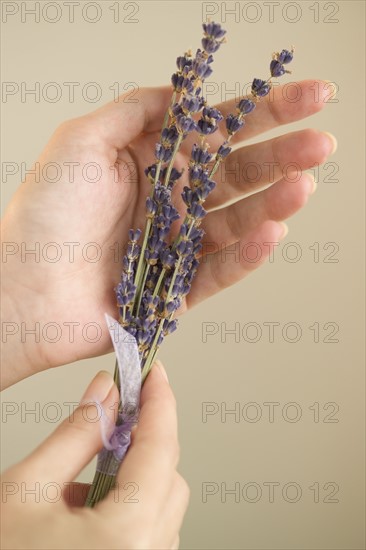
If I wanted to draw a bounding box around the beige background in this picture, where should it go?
[1,1,365,549]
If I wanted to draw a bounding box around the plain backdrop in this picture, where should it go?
[1,1,365,549]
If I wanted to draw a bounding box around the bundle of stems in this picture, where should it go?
[86,22,294,507]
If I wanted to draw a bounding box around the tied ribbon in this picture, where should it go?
[96,314,141,475]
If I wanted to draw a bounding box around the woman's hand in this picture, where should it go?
[1,362,188,549]
[1,81,336,387]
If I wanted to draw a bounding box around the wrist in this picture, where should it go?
[0,281,46,389]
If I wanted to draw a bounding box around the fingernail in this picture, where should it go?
[80,371,115,405]
[278,222,289,240]
[155,360,169,382]
[323,81,337,102]
[322,131,338,155]
[307,173,317,194]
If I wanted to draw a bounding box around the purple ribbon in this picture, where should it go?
[95,315,141,475]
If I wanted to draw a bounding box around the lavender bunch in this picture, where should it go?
[115,29,293,381]
[86,24,294,506]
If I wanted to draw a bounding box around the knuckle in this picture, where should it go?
[53,116,94,144]
[55,117,81,136]
[176,473,190,501]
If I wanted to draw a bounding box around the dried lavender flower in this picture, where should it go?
[87,21,295,508]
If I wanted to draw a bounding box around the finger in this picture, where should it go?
[206,129,336,209]
[187,220,287,308]
[101,361,179,514]
[161,474,190,549]
[213,79,336,145]
[67,86,172,152]
[63,482,91,507]
[171,536,180,550]
[202,172,314,253]
[24,371,119,486]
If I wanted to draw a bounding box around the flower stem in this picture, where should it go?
[162,91,176,130]
[164,135,183,186]
[141,318,165,381]
[135,263,150,316]
[153,268,166,299]
[133,218,151,297]
[85,451,118,507]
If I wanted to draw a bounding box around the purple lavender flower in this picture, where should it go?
[182,95,203,114]
[202,106,223,121]
[192,50,213,79]
[202,22,226,40]
[181,187,193,207]
[194,179,216,201]
[145,164,158,182]
[187,203,206,220]
[196,119,217,135]
[191,144,213,165]
[160,248,176,270]
[128,229,142,242]
[176,114,196,135]
[90,24,296,509]
[155,143,173,163]
[251,78,271,97]
[270,48,294,77]
[153,183,171,205]
[189,164,209,186]
[161,126,179,146]
[278,48,294,64]
[163,318,178,335]
[202,22,226,54]
[176,53,193,72]
[171,74,194,94]
[270,59,286,78]
[116,275,136,307]
[226,114,245,135]
[217,143,232,158]
[146,197,158,217]
[197,106,223,135]
[238,98,256,114]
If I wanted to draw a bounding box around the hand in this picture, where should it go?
[1,362,188,549]
[1,80,336,387]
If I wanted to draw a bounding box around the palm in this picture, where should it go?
[2,82,335,374]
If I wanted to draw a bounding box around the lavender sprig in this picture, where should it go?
[86,24,294,507]
[118,37,294,378]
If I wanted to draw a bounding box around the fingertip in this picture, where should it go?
[278,221,289,240]
[155,359,169,382]
[305,172,317,195]
[140,360,175,413]
[79,370,116,406]
[321,131,338,155]
[144,360,169,385]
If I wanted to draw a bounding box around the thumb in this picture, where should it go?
[24,371,119,486]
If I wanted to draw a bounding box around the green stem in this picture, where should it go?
[142,252,182,381]
[135,263,150,316]
[113,358,120,391]
[85,451,119,507]
[133,218,151,292]
[153,268,166,299]
[164,134,183,186]
[162,91,177,130]
[141,318,165,382]
[165,257,182,306]
[153,160,162,187]
[209,157,221,179]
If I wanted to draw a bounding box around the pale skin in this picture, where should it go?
[1,81,336,548]
[1,363,187,550]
